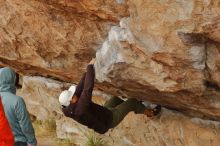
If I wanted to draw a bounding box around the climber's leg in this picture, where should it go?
[110,98,145,128]
[104,96,124,108]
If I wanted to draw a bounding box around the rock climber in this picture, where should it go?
[59,58,161,134]
[0,67,37,146]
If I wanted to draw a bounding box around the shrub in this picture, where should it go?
[85,133,107,146]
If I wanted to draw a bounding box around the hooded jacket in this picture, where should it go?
[0,96,14,146]
[0,67,37,146]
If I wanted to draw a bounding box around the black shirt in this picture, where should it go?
[62,65,113,134]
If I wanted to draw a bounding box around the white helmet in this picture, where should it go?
[59,90,74,106]
[68,85,76,93]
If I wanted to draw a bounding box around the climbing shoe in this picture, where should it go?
[144,105,161,117]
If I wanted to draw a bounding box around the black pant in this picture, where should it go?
[14,141,27,146]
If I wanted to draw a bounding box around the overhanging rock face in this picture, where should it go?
[0,0,220,120]
[0,0,128,81]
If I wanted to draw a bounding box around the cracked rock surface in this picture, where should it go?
[18,76,220,146]
[1,0,220,120]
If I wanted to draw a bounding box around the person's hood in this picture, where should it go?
[0,67,16,94]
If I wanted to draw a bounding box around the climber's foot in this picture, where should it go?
[153,105,161,116]
[144,105,161,117]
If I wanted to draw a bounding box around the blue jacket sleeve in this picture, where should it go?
[15,98,37,146]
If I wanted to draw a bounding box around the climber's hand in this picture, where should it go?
[89,58,96,65]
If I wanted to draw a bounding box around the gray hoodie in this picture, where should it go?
[0,67,37,146]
